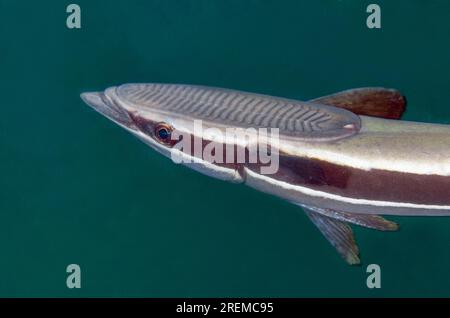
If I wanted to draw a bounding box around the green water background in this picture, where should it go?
[1,0,450,297]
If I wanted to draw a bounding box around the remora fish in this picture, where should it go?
[81,84,450,264]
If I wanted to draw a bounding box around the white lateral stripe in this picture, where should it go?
[170,148,243,182]
[282,144,450,176]
[245,168,450,210]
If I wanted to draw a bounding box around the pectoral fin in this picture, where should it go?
[304,209,360,265]
[310,87,406,120]
[303,206,399,231]
[301,204,399,264]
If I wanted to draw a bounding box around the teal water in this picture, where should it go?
[1,0,450,297]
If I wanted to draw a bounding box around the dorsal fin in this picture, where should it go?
[310,87,406,120]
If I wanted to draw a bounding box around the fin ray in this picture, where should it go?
[304,209,360,265]
[310,87,406,120]
[303,205,399,231]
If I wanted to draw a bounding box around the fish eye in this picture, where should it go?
[155,123,173,144]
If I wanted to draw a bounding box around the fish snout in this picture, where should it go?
[81,91,135,129]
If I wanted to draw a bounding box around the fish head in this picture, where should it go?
[81,86,190,157]
[81,84,244,182]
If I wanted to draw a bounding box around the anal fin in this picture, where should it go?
[304,209,360,265]
[310,87,406,120]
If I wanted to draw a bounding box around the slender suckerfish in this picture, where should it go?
[81,84,450,264]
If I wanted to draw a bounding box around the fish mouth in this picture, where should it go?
[81,91,136,130]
